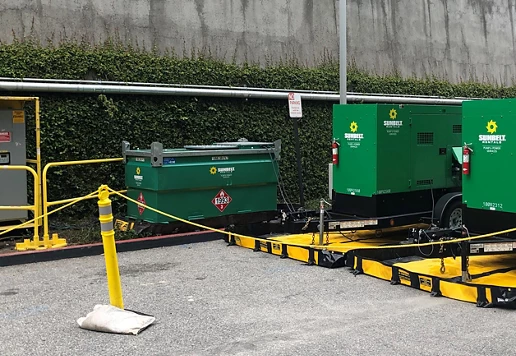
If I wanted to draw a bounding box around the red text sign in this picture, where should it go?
[0,132,11,143]
[137,192,146,215]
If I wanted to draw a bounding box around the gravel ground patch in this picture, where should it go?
[0,239,514,356]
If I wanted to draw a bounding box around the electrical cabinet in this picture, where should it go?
[0,109,27,223]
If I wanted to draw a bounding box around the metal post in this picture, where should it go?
[340,0,347,104]
[42,165,50,242]
[35,98,43,224]
[461,240,470,282]
[293,118,304,207]
[98,185,124,309]
[328,163,333,199]
[319,199,324,245]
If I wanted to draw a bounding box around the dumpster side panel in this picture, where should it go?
[125,148,279,223]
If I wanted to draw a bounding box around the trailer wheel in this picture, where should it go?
[440,199,462,230]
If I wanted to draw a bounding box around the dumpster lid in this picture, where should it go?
[213,141,277,148]
[122,140,282,166]
[184,144,240,150]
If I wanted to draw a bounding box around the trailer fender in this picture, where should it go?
[433,192,462,228]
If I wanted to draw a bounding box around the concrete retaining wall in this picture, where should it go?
[1,0,514,85]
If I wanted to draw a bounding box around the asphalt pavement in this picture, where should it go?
[0,239,514,356]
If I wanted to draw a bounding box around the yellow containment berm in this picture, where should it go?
[233,231,516,308]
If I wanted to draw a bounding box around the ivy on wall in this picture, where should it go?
[0,39,512,217]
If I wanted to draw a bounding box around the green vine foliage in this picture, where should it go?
[0,39,514,217]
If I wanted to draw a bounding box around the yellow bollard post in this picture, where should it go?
[97,185,124,309]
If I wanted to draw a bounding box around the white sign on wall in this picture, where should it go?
[288,92,302,118]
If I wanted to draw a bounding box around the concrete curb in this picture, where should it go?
[0,231,223,267]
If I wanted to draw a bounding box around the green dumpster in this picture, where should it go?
[122,140,281,224]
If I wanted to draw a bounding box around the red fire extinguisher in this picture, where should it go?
[332,140,339,165]
[463,145,471,175]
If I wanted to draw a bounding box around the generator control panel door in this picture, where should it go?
[0,109,28,222]
[410,113,459,189]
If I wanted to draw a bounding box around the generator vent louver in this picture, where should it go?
[453,125,462,133]
[417,132,434,145]
[417,179,434,186]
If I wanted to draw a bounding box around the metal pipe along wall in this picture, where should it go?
[0,77,483,100]
[0,80,468,105]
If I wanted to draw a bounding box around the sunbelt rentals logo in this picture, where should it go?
[134,166,143,181]
[210,166,235,179]
[344,121,364,141]
[383,108,403,128]
[210,166,235,174]
[344,121,363,148]
[479,120,506,145]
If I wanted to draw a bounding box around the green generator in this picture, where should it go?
[122,140,281,231]
[331,104,463,228]
[462,99,516,237]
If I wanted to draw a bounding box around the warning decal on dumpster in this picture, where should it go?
[212,189,232,212]
[137,192,146,215]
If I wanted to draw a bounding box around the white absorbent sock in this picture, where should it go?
[77,304,155,335]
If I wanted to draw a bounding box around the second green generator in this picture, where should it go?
[331,104,463,228]
[122,140,281,229]
[462,98,516,237]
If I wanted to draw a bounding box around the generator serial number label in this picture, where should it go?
[376,189,391,194]
[483,201,503,210]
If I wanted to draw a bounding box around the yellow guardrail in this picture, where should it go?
[0,98,126,251]
[41,158,126,243]
[0,165,40,241]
